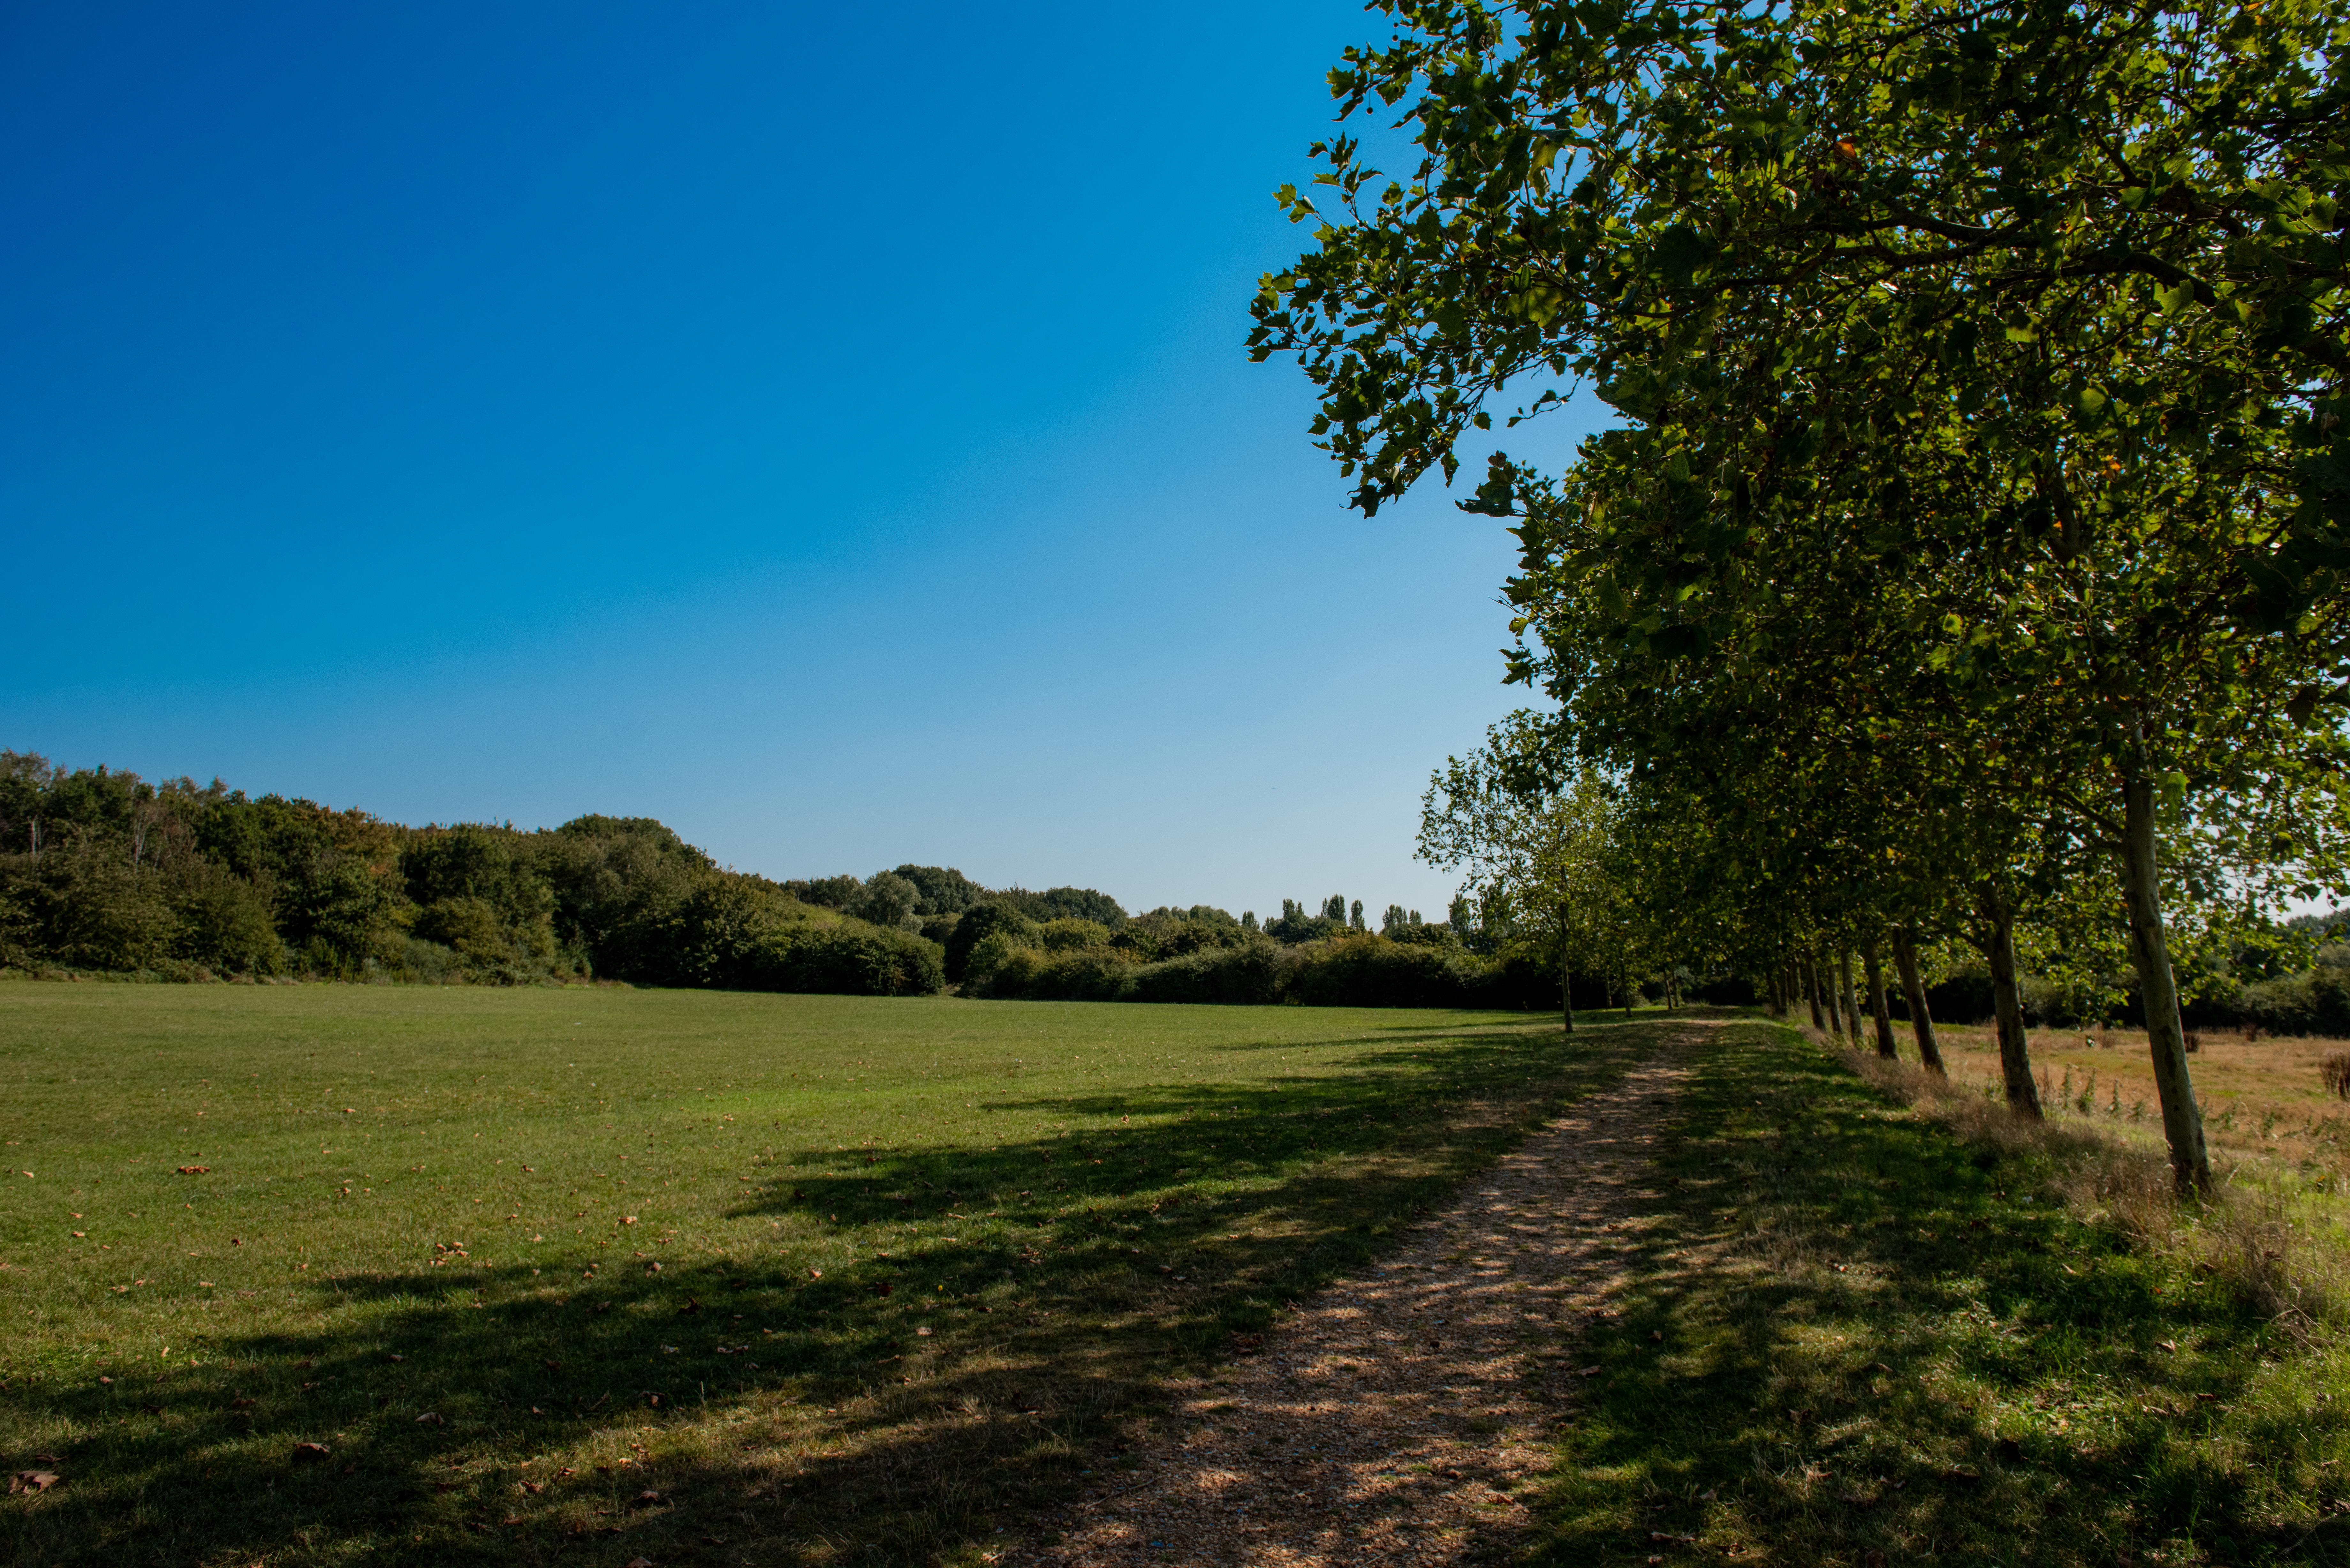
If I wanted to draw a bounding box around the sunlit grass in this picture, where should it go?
[1530,1021,2350,1568]
[1926,1022,2350,1184]
[0,982,1642,1566]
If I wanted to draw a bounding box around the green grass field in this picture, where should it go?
[1531,1024,2350,1568]
[0,983,1638,1567]
[9,987,2345,1568]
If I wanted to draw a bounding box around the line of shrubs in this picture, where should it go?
[950,904,1610,1011]
[1859,948,2350,1037]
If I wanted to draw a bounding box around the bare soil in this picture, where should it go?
[1021,1029,1703,1565]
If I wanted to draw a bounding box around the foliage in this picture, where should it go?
[0,753,941,998]
[942,902,1041,983]
[1254,0,2350,1188]
[890,863,989,915]
[988,885,1130,927]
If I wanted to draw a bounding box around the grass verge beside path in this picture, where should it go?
[1531,1019,2350,1568]
[0,984,1649,1568]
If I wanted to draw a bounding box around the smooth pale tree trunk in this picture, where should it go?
[1980,882,2043,1119]
[1804,957,1827,1030]
[1837,952,1864,1051]
[2120,773,2213,1192]
[1891,926,1944,1073]
[1819,951,1848,1044]
[1863,939,1899,1059]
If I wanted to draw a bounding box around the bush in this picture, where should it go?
[1126,939,1285,1004]
[1038,918,1112,952]
[2237,966,2350,1037]
[753,924,944,997]
[1009,947,1136,1001]
[848,871,921,930]
[944,902,1039,982]
[1285,935,1482,1008]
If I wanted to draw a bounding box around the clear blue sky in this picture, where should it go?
[1,1,1605,919]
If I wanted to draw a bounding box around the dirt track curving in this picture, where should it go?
[1021,1027,1704,1566]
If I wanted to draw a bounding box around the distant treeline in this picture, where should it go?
[0,753,1617,1010]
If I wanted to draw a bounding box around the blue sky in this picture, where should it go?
[1,1,1606,919]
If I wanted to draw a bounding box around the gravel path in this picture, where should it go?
[1023,1029,1702,1566]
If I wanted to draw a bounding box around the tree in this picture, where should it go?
[1253,0,2350,1190]
[1420,711,1621,1033]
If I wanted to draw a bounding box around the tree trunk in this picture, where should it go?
[1863,939,1898,1059]
[1560,955,1575,1037]
[1837,952,1863,1051]
[1767,967,1787,1017]
[1891,926,1943,1073]
[2120,771,2212,1192]
[1980,882,2043,1119]
[1803,956,1826,1030]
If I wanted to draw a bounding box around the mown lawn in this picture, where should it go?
[1529,1020,2350,1568]
[0,982,1640,1568]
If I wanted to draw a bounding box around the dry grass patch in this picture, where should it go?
[1525,1020,2350,1568]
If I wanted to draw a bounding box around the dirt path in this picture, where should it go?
[1023,1029,1703,1566]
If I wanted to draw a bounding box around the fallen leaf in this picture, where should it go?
[2157,1339,2178,1353]
[9,1471,60,1494]
[625,1558,654,1568]
[621,1216,637,1226]
[522,1481,545,1494]
[807,1268,822,1279]
[635,1489,661,1504]
[388,1354,405,1362]
[291,1443,330,1462]
[176,1166,210,1175]
[416,1412,445,1426]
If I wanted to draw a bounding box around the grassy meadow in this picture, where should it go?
[1923,1023,2350,1186]
[1531,1021,2350,1568]
[0,982,1642,1567]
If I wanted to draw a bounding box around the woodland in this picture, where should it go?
[1246,0,2350,1197]
[0,751,1602,1010]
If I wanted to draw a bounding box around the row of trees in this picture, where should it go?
[0,750,1552,1011]
[1257,0,2350,1189]
[0,753,1017,995]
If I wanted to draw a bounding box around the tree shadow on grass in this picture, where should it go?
[4,1014,1670,1567]
[1525,1021,2350,1568]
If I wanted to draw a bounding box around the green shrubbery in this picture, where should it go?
[0,751,1622,1013]
[958,923,1577,1011]
[0,753,942,997]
